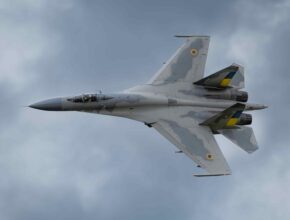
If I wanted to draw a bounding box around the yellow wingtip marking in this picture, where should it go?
[220,78,231,87]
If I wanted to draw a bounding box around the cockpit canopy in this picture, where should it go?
[67,94,113,103]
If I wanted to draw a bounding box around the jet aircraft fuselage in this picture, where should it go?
[30,90,265,121]
[30,36,267,176]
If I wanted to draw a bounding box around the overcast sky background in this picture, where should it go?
[0,0,290,219]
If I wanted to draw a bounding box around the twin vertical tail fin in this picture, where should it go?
[200,103,258,154]
[194,63,244,89]
[196,64,259,154]
[200,103,248,131]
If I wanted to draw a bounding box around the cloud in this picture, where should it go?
[0,0,290,220]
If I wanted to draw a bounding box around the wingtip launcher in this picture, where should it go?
[174,35,210,38]
[193,173,231,177]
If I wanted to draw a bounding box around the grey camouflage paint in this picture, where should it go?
[148,36,209,85]
[30,36,266,176]
[194,63,245,89]
[220,126,258,153]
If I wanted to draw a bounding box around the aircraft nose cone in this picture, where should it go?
[29,98,63,111]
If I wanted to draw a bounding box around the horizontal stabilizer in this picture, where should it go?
[194,63,244,89]
[219,126,258,153]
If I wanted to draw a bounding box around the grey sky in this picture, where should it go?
[1,0,290,219]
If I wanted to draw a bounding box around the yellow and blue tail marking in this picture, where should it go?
[220,71,237,87]
[226,110,242,126]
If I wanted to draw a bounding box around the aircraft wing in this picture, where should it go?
[127,36,210,99]
[151,109,231,176]
[148,36,210,85]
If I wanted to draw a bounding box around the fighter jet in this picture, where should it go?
[30,36,267,177]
